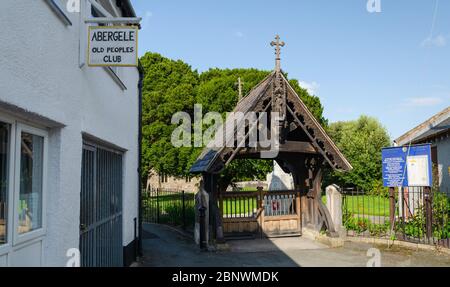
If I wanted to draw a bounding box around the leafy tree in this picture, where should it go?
[325,116,391,193]
[141,53,199,183]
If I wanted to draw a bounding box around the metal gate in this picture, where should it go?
[80,143,123,267]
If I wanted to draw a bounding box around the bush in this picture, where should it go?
[368,222,390,236]
[368,180,389,198]
[343,213,370,234]
[344,212,390,236]
[393,192,450,240]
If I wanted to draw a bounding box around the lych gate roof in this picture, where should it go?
[190,36,352,174]
[190,71,352,174]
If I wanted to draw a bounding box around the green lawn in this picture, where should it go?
[143,192,390,219]
[222,198,259,216]
[322,195,390,217]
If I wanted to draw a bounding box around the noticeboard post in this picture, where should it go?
[88,26,138,67]
[381,144,433,187]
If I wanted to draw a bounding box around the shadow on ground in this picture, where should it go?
[141,223,450,267]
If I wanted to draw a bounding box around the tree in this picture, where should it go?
[325,116,391,192]
[140,53,199,183]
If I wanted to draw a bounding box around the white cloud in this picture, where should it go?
[299,81,320,95]
[421,34,447,47]
[404,97,443,107]
[235,31,245,38]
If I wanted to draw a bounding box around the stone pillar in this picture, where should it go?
[194,182,209,247]
[326,185,342,232]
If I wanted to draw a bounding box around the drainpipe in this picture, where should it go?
[137,60,144,257]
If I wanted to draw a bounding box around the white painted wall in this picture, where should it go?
[0,0,139,266]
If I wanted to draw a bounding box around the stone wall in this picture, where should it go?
[146,170,200,192]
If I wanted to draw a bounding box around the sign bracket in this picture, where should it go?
[84,17,142,25]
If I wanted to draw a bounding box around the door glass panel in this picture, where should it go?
[18,132,44,234]
[0,122,10,245]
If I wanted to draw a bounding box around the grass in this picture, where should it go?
[222,198,259,216]
[143,191,390,219]
[322,194,390,217]
[142,192,258,217]
[142,192,195,226]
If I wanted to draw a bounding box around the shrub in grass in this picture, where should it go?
[368,222,390,237]
[343,213,370,234]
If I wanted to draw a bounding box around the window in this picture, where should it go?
[0,122,10,246]
[14,125,47,243]
[18,132,44,234]
[0,119,47,250]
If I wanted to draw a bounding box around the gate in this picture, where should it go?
[261,191,302,237]
[220,189,302,239]
[80,143,123,267]
[220,191,261,238]
[142,188,195,230]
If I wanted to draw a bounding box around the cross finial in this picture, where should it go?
[236,77,244,101]
[270,35,285,72]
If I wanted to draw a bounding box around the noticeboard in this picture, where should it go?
[381,144,432,187]
[88,26,138,67]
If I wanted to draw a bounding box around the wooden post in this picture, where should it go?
[424,187,433,242]
[199,206,207,250]
[257,186,264,238]
[296,192,301,232]
[218,191,223,218]
[389,187,395,229]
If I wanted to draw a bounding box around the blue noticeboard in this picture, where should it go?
[382,144,433,187]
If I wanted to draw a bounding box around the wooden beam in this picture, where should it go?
[280,141,317,153]
[237,141,318,155]
[286,105,337,169]
[224,103,271,166]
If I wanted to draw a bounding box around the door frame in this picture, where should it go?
[79,140,124,267]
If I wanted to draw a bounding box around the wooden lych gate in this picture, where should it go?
[190,36,352,245]
[220,189,303,238]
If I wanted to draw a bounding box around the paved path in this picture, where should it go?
[141,223,450,267]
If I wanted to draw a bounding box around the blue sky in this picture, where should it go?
[131,0,450,139]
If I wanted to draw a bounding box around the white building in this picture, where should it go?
[0,0,141,266]
[395,107,450,193]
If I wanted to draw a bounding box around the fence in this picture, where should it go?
[220,190,299,218]
[263,192,298,217]
[341,187,450,248]
[220,191,259,219]
[142,188,195,231]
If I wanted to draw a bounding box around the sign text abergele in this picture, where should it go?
[88,26,138,67]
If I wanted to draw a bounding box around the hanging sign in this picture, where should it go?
[88,26,138,67]
[381,144,433,187]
